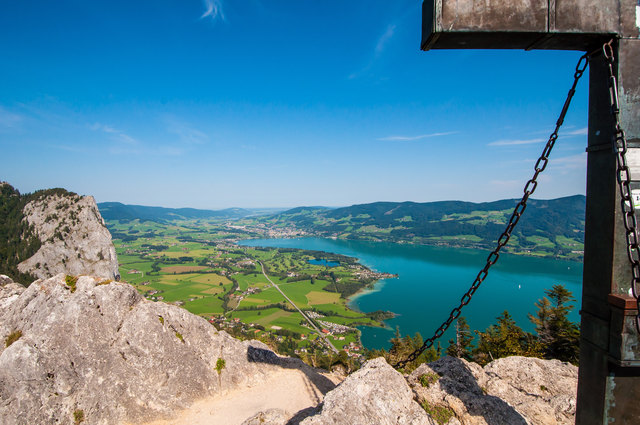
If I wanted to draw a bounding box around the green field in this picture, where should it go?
[106,218,388,358]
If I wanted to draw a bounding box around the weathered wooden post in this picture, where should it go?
[421,1,640,423]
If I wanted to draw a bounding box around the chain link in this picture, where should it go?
[602,40,640,333]
[393,52,590,369]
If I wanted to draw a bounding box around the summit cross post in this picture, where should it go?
[421,1,640,423]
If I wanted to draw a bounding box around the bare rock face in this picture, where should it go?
[17,193,119,280]
[0,275,26,310]
[0,274,285,425]
[300,357,435,425]
[483,357,578,425]
[408,356,578,425]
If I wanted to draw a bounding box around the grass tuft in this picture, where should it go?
[5,330,23,348]
[421,401,454,425]
[73,409,84,424]
[65,275,79,293]
[419,372,440,388]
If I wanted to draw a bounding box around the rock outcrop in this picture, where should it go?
[1,273,579,425]
[0,275,26,310]
[16,192,119,280]
[408,356,578,425]
[300,357,435,425]
[0,274,303,425]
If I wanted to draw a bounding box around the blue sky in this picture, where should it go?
[1,0,589,209]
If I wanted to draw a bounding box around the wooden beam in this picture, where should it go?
[421,0,619,51]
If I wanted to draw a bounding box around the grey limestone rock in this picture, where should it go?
[408,356,578,425]
[17,193,119,280]
[300,357,435,425]
[0,275,26,310]
[0,274,283,425]
[0,275,16,286]
[483,356,577,425]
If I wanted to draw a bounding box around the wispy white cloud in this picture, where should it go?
[201,0,225,22]
[88,123,117,133]
[563,127,588,136]
[116,133,138,145]
[0,107,24,129]
[488,138,546,147]
[377,131,458,141]
[165,118,208,145]
[488,128,587,147]
[89,122,139,145]
[349,23,397,80]
[549,153,587,172]
[51,144,86,153]
[375,24,396,57]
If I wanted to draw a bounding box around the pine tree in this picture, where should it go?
[373,328,437,372]
[529,284,580,364]
[473,311,541,365]
[446,316,474,360]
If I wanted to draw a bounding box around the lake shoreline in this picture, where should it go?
[238,237,583,351]
[241,234,584,263]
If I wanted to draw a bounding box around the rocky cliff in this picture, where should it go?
[0,273,579,425]
[242,355,578,425]
[408,356,577,425]
[0,274,333,425]
[16,190,119,280]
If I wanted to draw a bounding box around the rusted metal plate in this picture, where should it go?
[608,295,640,365]
[554,0,621,33]
[422,0,620,51]
[609,293,639,310]
[441,0,547,32]
[604,366,640,423]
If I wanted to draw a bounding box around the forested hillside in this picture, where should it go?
[261,195,585,259]
[0,183,72,284]
[98,202,283,222]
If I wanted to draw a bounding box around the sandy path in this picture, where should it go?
[137,367,341,425]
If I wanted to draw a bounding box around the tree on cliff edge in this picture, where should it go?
[446,316,473,361]
[529,284,580,364]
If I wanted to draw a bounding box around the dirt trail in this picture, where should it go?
[136,367,342,425]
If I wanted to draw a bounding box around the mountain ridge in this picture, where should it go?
[0,183,119,284]
[98,202,286,222]
[261,195,585,259]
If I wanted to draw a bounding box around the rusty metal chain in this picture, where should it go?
[603,40,640,333]
[393,52,590,369]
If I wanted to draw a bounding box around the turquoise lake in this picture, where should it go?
[239,238,583,351]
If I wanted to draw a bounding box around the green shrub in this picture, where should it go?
[419,372,440,388]
[421,401,454,425]
[5,330,22,348]
[65,275,78,293]
[158,316,164,325]
[73,409,84,424]
[216,358,226,375]
[175,331,184,342]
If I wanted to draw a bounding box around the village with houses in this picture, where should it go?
[105,217,396,366]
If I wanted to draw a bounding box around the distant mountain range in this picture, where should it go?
[98,195,586,260]
[97,202,285,222]
[260,195,586,259]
